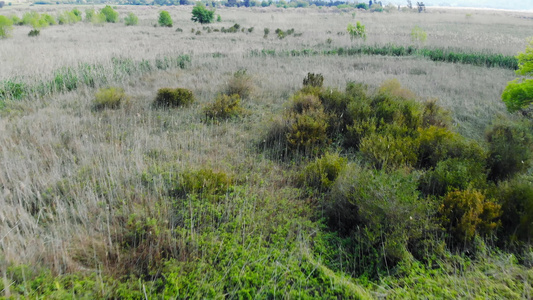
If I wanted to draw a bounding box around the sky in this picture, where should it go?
[421,0,533,11]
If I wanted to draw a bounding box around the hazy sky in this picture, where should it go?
[420,0,533,10]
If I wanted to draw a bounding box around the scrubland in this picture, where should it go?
[0,4,532,299]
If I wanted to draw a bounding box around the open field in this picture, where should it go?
[0,4,533,298]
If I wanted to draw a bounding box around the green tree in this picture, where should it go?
[502,38,533,114]
[0,15,13,39]
[411,25,427,44]
[158,10,172,27]
[101,5,119,23]
[191,3,214,24]
[347,21,366,41]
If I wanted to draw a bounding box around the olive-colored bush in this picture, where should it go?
[154,87,195,108]
[439,189,501,245]
[302,72,324,88]
[158,10,173,27]
[203,93,245,120]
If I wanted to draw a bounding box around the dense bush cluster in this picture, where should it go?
[154,87,195,107]
[93,87,129,110]
[265,74,533,277]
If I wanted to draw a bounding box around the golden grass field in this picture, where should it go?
[0,4,532,298]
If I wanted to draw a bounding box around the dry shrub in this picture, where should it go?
[224,69,254,99]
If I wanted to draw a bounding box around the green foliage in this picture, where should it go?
[158,10,172,27]
[486,121,533,181]
[356,3,368,9]
[216,14,221,22]
[101,5,119,23]
[191,3,215,24]
[57,10,82,25]
[494,176,533,243]
[0,14,13,38]
[411,25,427,43]
[298,152,347,193]
[360,132,419,170]
[501,79,533,113]
[154,87,195,108]
[203,93,245,120]
[224,69,254,99]
[0,79,26,100]
[516,37,533,76]
[302,72,324,88]
[502,38,533,113]
[41,13,56,25]
[28,28,40,37]
[93,87,128,110]
[328,166,439,273]
[439,189,501,244]
[419,158,487,196]
[124,12,138,26]
[347,21,366,41]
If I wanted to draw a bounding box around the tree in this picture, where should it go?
[407,0,412,9]
[502,38,533,115]
[191,3,214,24]
[0,15,13,39]
[0,1,5,8]
[101,5,119,23]
[347,22,366,41]
[158,10,173,27]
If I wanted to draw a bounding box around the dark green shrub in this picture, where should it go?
[0,15,13,39]
[421,98,451,128]
[419,158,487,196]
[124,12,138,26]
[154,87,195,108]
[0,80,26,100]
[191,3,215,24]
[298,152,347,193]
[158,10,172,27]
[486,122,533,181]
[101,5,118,23]
[93,87,128,110]
[303,72,324,88]
[440,189,501,245]
[203,94,245,120]
[494,176,533,243]
[328,166,439,273]
[28,29,40,37]
[224,69,254,99]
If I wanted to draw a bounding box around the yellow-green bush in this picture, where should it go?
[93,87,128,110]
[360,133,419,170]
[154,87,195,108]
[298,152,347,193]
[439,189,501,244]
[203,93,245,120]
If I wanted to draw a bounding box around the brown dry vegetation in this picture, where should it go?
[0,4,532,298]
